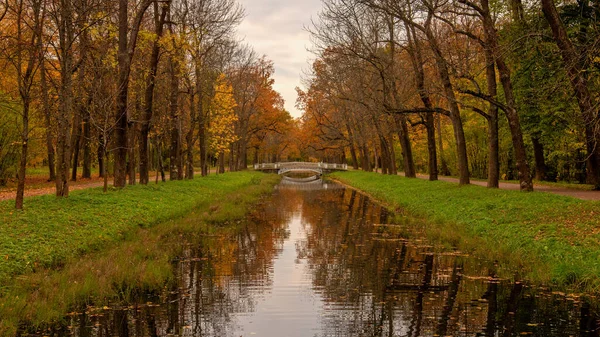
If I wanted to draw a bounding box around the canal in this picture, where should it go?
[38,179,598,336]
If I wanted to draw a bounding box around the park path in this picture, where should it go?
[0,171,205,202]
[0,178,106,201]
[407,172,600,201]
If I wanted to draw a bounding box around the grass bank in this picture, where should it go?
[0,171,279,334]
[331,171,600,292]
[0,172,277,288]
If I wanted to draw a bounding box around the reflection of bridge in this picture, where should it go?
[276,178,346,191]
[253,162,348,175]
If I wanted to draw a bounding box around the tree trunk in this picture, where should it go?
[483,32,500,188]
[541,0,600,189]
[229,145,235,172]
[71,8,89,182]
[15,0,43,208]
[169,54,181,181]
[495,64,531,191]
[487,115,500,187]
[423,18,470,185]
[379,138,389,175]
[361,144,371,171]
[128,120,136,185]
[40,61,56,182]
[16,99,30,210]
[239,142,248,170]
[98,134,105,178]
[70,91,83,181]
[388,135,398,175]
[185,92,196,179]
[70,126,81,181]
[82,106,91,179]
[253,146,259,165]
[114,0,130,188]
[218,152,225,174]
[139,1,168,185]
[103,152,108,192]
[396,115,416,177]
[115,0,152,188]
[387,18,415,178]
[425,113,438,181]
[481,0,532,191]
[406,23,437,180]
[56,0,74,197]
[532,137,547,181]
[437,116,450,176]
[156,138,166,182]
[346,123,359,169]
[197,64,208,177]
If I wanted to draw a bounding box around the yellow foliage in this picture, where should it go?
[209,74,238,154]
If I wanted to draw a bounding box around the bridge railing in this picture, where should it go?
[253,162,348,171]
[254,163,279,170]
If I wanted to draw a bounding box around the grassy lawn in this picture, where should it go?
[330,171,600,292]
[0,171,278,289]
[0,171,280,334]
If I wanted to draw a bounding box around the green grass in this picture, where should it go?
[533,180,595,191]
[0,171,280,334]
[428,173,595,190]
[0,172,277,289]
[331,171,600,292]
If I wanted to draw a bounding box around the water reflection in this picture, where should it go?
[33,180,600,336]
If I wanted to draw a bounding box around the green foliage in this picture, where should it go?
[331,171,600,292]
[0,172,278,289]
[501,2,600,183]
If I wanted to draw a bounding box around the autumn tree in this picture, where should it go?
[208,73,238,173]
[0,0,44,208]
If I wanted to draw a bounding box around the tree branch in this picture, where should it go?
[458,88,508,112]
[387,107,451,116]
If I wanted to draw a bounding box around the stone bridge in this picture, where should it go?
[253,162,348,176]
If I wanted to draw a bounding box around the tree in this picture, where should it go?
[208,74,238,173]
[114,0,152,188]
[139,1,169,185]
[541,0,600,189]
[0,0,44,208]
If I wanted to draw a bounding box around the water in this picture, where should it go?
[28,180,600,336]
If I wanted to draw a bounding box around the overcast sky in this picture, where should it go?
[236,0,322,118]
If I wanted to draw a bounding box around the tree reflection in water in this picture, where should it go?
[41,182,599,336]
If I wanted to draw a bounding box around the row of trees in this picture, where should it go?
[0,0,293,209]
[299,0,600,191]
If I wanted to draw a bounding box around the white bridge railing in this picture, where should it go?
[253,162,348,171]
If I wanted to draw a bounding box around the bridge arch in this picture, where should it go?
[278,167,323,176]
[254,162,348,175]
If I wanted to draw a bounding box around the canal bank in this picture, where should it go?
[330,171,600,293]
[0,172,279,334]
[13,177,600,336]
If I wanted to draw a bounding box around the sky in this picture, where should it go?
[236,0,322,119]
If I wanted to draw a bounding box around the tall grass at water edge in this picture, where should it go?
[331,171,600,292]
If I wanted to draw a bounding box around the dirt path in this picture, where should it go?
[410,173,600,201]
[0,171,211,202]
[0,178,108,201]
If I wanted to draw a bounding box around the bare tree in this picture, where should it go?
[139,0,169,185]
[114,0,153,188]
